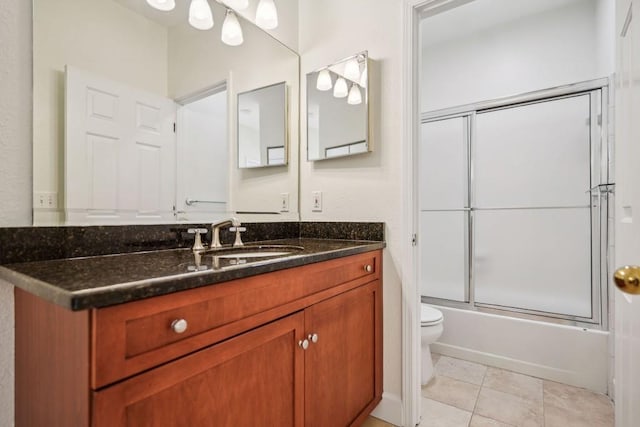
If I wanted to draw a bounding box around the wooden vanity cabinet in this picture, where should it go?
[15,250,382,427]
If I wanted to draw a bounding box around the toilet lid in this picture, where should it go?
[421,305,443,325]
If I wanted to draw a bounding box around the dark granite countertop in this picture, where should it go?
[0,238,385,311]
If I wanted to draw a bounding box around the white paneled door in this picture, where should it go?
[614,1,640,426]
[65,66,176,224]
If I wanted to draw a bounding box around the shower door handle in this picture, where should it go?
[614,266,640,295]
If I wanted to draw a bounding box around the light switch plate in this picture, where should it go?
[280,193,290,212]
[312,191,323,212]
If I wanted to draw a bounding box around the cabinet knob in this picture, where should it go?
[171,319,188,334]
[308,333,319,343]
[298,339,310,350]
[364,264,373,273]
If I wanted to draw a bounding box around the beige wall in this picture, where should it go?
[299,0,404,421]
[0,0,32,423]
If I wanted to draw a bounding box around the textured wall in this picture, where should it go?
[0,0,32,425]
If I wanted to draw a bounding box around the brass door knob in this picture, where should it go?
[614,266,640,295]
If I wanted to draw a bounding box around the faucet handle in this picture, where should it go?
[229,226,246,247]
[187,228,208,251]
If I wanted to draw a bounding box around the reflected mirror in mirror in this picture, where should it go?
[307,51,369,161]
[32,0,300,226]
[237,81,287,168]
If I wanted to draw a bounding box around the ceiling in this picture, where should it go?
[420,0,587,47]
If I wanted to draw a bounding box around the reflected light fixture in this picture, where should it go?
[189,0,214,30]
[347,84,362,105]
[221,9,244,46]
[145,0,278,46]
[146,0,176,11]
[344,57,361,81]
[316,69,332,91]
[224,0,249,10]
[333,77,348,98]
[256,0,278,30]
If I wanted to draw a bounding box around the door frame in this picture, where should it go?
[401,1,472,425]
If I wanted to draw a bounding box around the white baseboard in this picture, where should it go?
[371,392,404,426]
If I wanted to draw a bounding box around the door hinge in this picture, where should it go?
[412,234,417,247]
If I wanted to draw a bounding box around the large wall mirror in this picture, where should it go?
[33,0,300,226]
[307,51,369,161]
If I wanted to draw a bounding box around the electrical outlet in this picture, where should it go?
[33,192,58,209]
[312,191,323,212]
[280,193,290,212]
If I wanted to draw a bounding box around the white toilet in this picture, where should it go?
[421,304,444,385]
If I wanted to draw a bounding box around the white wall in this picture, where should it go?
[0,0,32,424]
[299,0,404,424]
[421,0,603,112]
[33,0,169,225]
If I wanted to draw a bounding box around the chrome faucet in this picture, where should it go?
[210,217,241,248]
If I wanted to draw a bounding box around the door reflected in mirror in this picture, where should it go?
[237,82,287,168]
[307,51,369,161]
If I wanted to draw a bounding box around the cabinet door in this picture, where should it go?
[304,281,383,427]
[93,312,305,427]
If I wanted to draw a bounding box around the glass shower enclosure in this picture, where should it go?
[419,80,613,327]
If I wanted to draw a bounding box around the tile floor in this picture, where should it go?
[363,352,614,427]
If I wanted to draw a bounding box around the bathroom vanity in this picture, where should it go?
[5,238,383,427]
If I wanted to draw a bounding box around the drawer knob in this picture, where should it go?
[298,339,309,350]
[171,319,188,334]
[364,264,373,273]
[308,333,319,343]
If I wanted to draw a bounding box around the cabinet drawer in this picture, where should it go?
[303,251,378,295]
[92,250,381,389]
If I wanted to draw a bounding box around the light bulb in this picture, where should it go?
[359,66,368,88]
[333,77,348,98]
[344,58,360,81]
[146,0,176,11]
[224,0,249,10]
[347,84,362,105]
[316,70,332,91]
[256,0,278,30]
[221,10,244,46]
[189,0,214,30]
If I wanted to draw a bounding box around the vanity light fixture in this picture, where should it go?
[146,0,176,11]
[145,0,280,46]
[256,0,278,29]
[347,84,362,105]
[344,57,361,81]
[221,9,244,46]
[316,69,333,91]
[189,0,214,30]
[333,77,349,98]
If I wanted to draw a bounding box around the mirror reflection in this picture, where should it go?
[32,0,299,226]
[237,82,287,168]
[307,51,369,161]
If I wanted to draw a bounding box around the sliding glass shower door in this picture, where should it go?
[419,87,609,324]
[474,96,592,317]
[419,117,469,302]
